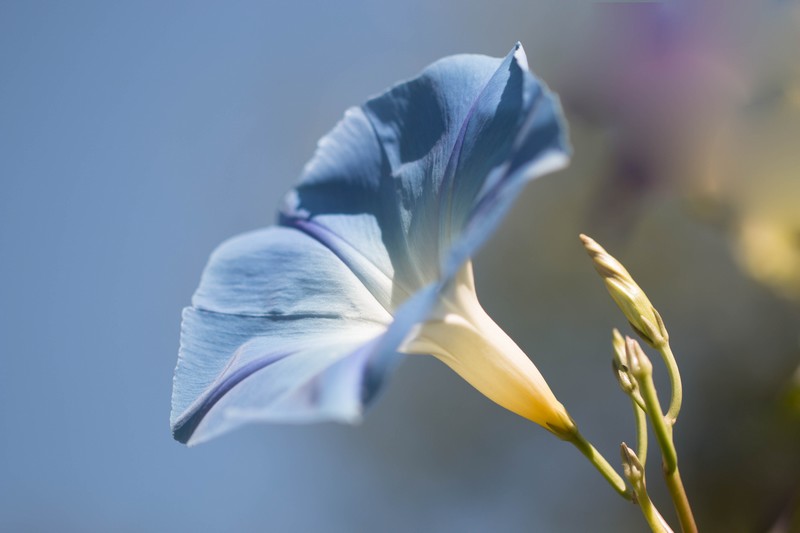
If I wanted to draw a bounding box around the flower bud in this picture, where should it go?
[580,234,668,348]
[612,329,636,394]
[625,337,653,380]
[620,442,645,487]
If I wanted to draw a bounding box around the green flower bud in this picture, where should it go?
[612,329,636,394]
[580,235,669,348]
[625,336,653,380]
[620,442,645,488]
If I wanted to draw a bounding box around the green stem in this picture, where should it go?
[633,399,648,466]
[621,443,673,533]
[636,489,674,533]
[566,430,631,500]
[638,372,677,473]
[664,465,698,533]
[658,343,682,425]
[636,351,697,533]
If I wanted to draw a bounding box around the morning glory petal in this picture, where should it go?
[281,106,406,310]
[171,226,392,440]
[173,282,441,445]
[180,287,438,445]
[368,43,569,281]
[173,44,573,445]
[362,53,504,288]
[282,44,568,300]
[282,53,503,299]
[438,45,570,276]
[174,319,384,445]
[192,226,391,320]
[171,224,446,444]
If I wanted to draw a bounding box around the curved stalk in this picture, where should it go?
[658,343,682,425]
[565,429,632,500]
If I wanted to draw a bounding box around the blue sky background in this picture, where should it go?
[2,1,798,531]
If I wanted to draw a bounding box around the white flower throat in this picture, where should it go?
[400,261,574,436]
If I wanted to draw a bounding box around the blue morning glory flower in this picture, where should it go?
[171,43,573,446]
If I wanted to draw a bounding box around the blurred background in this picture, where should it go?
[1,1,799,531]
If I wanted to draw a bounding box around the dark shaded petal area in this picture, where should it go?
[281,44,569,303]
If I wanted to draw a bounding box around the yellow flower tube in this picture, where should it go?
[401,261,575,437]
